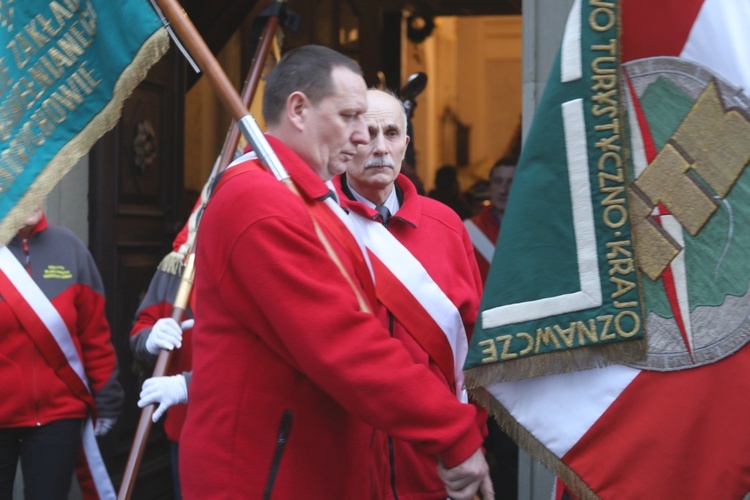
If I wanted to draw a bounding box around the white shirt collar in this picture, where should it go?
[346,178,400,214]
[324,180,339,204]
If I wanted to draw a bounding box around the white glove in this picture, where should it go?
[93,417,116,436]
[144,318,194,355]
[138,374,188,423]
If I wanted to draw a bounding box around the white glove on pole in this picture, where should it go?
[93,417,116,436]
[138,374,188,423]
[144,318,194,355]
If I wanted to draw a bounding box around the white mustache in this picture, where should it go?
[365,157,394,168]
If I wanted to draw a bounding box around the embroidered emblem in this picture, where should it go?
[43,265,72,279]
[623,56,750,371]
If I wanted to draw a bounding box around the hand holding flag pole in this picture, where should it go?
[116,3,287,498]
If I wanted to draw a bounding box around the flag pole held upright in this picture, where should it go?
[153,0,288,180]
[117,3,286,498]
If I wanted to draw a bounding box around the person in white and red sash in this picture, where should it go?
[464,157,516,283]
[178,45,490,500]
[334,88,492,499]
[0,205,123,499]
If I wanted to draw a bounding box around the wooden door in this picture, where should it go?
[89,45,185,499]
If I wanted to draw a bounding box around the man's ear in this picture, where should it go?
[287,91,309,131]
[405,135,411,147]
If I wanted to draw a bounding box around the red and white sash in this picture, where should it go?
[464,219,495,265]
[223,156,466,400]
[345,212,469,402]
[0,246,115,500]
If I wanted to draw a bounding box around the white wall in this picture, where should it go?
[45,156,90,246]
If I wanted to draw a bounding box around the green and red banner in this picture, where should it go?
[467,0,750,497]
[465,0,644,384]
[0,0,169,244]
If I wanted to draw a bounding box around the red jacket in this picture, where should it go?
[337,173,487,499]
[129,268,193,442]
[179,136,484,499]
[0,217,121,427]
[466,205,500,283]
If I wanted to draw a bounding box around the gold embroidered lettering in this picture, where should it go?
[608,257,634,276]
[615,310,640,338]
[497,335,518,360]
[535,327,561,352]
[605,240,632,259]
[598,315,614,341]
[610,276,635,299]
[479,339,498,364]
[516,332,534,356]
[589,7,615,32]
[614,300,638,309]
[598,151,621,171]
[554,323,576,348]
[592,74,617,92]
[577,319,598,344]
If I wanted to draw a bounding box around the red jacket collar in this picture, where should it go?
[264,134,334,202]
[17,214,48,239]
[334,173,420,228]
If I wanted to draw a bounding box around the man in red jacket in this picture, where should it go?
[178,45,490,500]
[334,88,492,499]
[464,157,516,283]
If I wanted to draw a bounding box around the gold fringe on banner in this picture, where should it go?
[0,28,170,246]
[470,387,600,500]
[464,339,647,388]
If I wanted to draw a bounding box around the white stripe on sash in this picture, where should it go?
[0,246,115,500]
[0,246,89,387]
[464,219,495,264]
[82,418,117,499]
[323,196,376,281]
[348,212,469,403]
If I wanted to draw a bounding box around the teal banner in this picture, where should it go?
[0,0,168,243]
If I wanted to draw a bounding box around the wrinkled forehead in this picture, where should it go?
[365,99,406,132]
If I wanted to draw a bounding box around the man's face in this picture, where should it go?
[305,66,369,180]
[489,164,515,213]
[348,90,410,191]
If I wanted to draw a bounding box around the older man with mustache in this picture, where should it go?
[335,89,493,500]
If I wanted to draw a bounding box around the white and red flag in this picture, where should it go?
[468,0,750,497]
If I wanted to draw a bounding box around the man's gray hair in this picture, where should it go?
[371,88,408,132]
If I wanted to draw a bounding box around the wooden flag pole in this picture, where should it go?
[217,11,280,172]
[116,4,285,498]
[151,0,288,184]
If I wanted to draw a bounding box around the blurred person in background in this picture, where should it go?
[0,204,123,499]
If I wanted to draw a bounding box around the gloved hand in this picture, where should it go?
[144,318,194,355]
[138,374,188,423]
[93,417,116,436]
